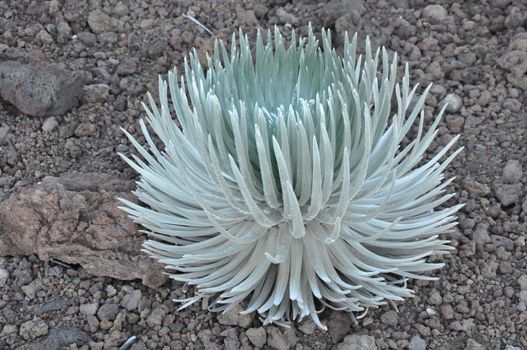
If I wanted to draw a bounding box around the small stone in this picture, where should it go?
[464,178,490,197]
[0,268,9,287]
[106,285,117,297]
[283,327,297,348]
[466,338,485,350]
[139,19,154,29]
[99,319,113,330]
[473,223,491,252]
[426,61,443,80]
[88,9,125,33]
[78,32,97,46]
[57,21,72,43]
[146,305,168,327]
[104,330,126,348]
[236,5,259,27]
[408,335,427,350]
[111,311,125,331]
[14,268,32,287]
[440,304,454,319]
[499,261,513,274]
[502,160,523,184]
[327,310,351,343]
[298,318,316,335]
[116,58,139,76]
[491,0,512,8]
[495,184,522,206]
[276,8,299,26]
[422,4,448,22]
[518,275,527,290]
[395,18,416,39]
[493,236,515,250]
[415,324,431,337]
[49,0,60,13]
[80,303,99,316]
[113,2,128,16]
[428,289,443,305]
[1,325,17,336]
[246,327,266,348]
[36,29,54,45]
[19,318,49,340]
[221,328,240,350]
[380,310,398,327]
[481,261,498,278]
[90,341,104,350]
[440,93,463,113]
[337,334,378,350]
[121,289,142,311]
[97,303,119,321]
[253,3,268,18]
[74,123,100,137]
[266,327,289,350]
[216,304,252,328]
[130,342,148,350]
[83,83,110,103]
[449,320,464,331]
[503,98,521,112]
[21,279,43,299]
[42,117,59,132]
[445,115,464,133]
[86,315,99,332]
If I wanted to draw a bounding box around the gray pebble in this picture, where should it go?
[466,338,485,350]
[20,279,43,299]
[428,289,443,305]
[74,123,100,137]
[337,334,377,350]
[440,304,454,319]
[266,327,289,350]
[440,93,463,113]
[502,160,523,184]
[87,9,125,33]
[80,302,99,316]
[1,325,17,336]
[246,327,266,348]
[42,117,59,132]
[14,268,33,287]
[518,275,527,290]
[408,335,427,350]
[121,289,142,311]
[216,304,252,328]
[495,184,522,206]
[422,4,448,22]
[19,318,49,340]
[83,84,110,104]
[380,310,398,327]
[106,285,117,297]
[146,305,168,327]
[97,303,119,321]
[498,261,513,274]
[503,98,521,112]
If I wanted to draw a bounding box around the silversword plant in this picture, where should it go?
[119,26,462,330]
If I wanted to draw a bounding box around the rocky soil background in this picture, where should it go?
[0,0,526,349]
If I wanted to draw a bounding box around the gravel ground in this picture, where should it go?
[0,0,526,349]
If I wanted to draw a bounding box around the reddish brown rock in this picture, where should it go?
[0,173,166,289]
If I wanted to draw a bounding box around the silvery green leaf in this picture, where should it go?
[119,24,462,329]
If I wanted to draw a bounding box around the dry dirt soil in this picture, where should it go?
[0,0,526,350]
